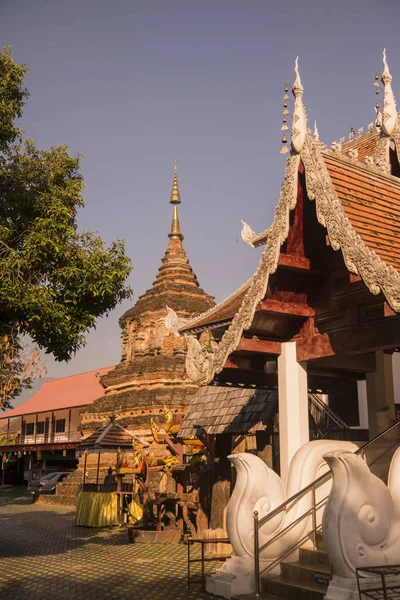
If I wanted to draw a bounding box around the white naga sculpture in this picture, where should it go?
[322,448,400,600]
[207,440,358,598]
[164,305,188,337]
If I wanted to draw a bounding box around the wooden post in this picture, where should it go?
[366,350,396,438]
[51,412,55,442]
[96,453,100,486]
[210,434,232,530]
[83,452,87,485]
[117,474,122,524]
[67,409,72,441]
[142,463,149,528]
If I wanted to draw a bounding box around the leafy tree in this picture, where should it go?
[0,47,132,407]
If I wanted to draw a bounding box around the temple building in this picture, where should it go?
[80,164,215,440]
[171,52,400,599]
[176,52,400,485]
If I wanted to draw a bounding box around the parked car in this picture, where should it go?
[28,471,71,499]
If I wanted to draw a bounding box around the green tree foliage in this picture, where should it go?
[0,47,132,407]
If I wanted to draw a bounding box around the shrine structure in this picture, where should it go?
[177,52,400,488]
[171,52,400,599]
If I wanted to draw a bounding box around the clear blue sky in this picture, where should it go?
[1,0,400,381]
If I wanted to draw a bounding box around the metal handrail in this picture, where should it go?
[253,418,400,597]
[309,393,350,432]
[259,417,400,529]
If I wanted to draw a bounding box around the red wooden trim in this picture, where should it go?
[296,332,333,362]
[278,254,311,270]
[296,316,400,362]
[286,170,305,257]
[384,303,396,317]
[256,299,314,317]
[237,338,282,354]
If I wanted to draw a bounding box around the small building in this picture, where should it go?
[0,366,112,483]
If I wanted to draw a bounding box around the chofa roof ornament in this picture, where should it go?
[381,48,397,137]
[291,57,307,154]
[240,220,256,247]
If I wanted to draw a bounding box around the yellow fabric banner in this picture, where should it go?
[75,492,118,527]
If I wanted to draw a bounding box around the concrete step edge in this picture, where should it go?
[281,560,332,575]
[262,574,328,593]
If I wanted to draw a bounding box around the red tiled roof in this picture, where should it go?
[341,129,380,162]
[323,152,400,271]
[0,366,113,419]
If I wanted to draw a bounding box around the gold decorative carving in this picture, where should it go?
[185,154,300,384]
[302,135,400,311]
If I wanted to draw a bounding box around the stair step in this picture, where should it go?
[280,561,332,588]
[262,574,327,600]
[232,594,279,600]
[36,494,77,507]
[299,547,330,569]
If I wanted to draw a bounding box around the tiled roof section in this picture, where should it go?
[179,279,252,333]
[76,421,148,453]
[179,387,277,437]
[341,129,380,162]
[0,367,113,420]
[322,151,400,271]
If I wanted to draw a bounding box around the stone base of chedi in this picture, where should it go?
[80,165,214,440]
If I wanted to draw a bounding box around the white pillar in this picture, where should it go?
[356,380,369,429]
[366,350,396,438]
[278,341,309,487]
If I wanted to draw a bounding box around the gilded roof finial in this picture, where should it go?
[169,161,183,241]
[291,56,307,154]
[170,160,181,205]
[381,48,397,137]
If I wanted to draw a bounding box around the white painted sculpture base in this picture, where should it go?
[324,575,360,600]
[325,574,400,600]
[205,555,267,599]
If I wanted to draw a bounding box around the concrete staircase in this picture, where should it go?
[233,534,332,600]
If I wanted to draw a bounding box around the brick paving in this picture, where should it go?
[0,487,217,600]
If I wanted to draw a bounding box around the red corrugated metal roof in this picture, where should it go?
[0,366,113,419]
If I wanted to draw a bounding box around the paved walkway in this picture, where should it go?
[0,487,217,600]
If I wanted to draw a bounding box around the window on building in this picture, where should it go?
[26,423,34,436]
[36,422,45,435]
[55,419,66,433]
